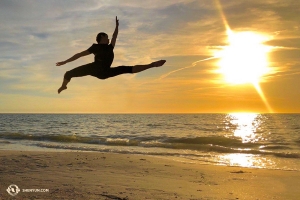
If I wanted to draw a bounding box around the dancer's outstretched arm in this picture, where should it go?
[56,50,91,66]
[110,16,119,48]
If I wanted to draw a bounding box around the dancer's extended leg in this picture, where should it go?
[132,60,166,73]
[58,63,97,94]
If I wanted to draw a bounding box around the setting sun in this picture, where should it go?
[215,31,272,85]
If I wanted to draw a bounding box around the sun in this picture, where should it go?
[215,30,272,85]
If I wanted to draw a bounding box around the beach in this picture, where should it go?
[1,151,299,200]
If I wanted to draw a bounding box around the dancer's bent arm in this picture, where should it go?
[110,16,119,47]
[56,50,91,66]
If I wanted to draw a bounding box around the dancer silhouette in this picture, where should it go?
[57,16,166,94]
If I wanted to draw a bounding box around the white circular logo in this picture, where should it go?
[7,184,20,196]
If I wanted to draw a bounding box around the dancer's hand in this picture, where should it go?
[116,16,119,27]
[56,61,67,66]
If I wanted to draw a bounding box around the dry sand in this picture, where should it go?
[0,150,299,200]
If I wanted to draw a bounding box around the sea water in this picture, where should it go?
[1,113,300,171]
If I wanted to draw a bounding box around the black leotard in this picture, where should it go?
[64,43,132,81]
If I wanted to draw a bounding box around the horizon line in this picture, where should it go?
[0,112,299,114]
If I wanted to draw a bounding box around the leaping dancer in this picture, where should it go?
[57,16,166,94]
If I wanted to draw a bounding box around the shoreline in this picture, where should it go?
[1,150,300,199]
[2,141,300,172]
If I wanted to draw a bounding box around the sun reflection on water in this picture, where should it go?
[219,113,274,168]
[219,153,275,169]
[226,113,265,143]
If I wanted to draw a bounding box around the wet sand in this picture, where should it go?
[0,150,299,200]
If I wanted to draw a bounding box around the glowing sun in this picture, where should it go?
[215,30,272,85]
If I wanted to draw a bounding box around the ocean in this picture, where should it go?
[1,113,300,171]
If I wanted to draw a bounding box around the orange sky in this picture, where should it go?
[0,0,299,113]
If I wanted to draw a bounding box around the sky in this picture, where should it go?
[0,0,299,113]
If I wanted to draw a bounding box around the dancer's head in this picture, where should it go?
[96,32,109,44]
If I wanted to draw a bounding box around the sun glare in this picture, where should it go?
[215,31,272,85]
[213,0,275,112]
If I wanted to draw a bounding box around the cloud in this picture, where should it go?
[0,0,299,112]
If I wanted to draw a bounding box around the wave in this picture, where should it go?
[0,140,11,144]
[1,132,299,159]
[274,152,300,158]
[0,132,251,147]
[0,132,100,144]
[164,136,251,147]
[259,145,292,150]
[34,143,212,158]
[33,142,300,159]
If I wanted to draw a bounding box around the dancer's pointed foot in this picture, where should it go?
[151,60,166,67]
[58,86,67,94]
